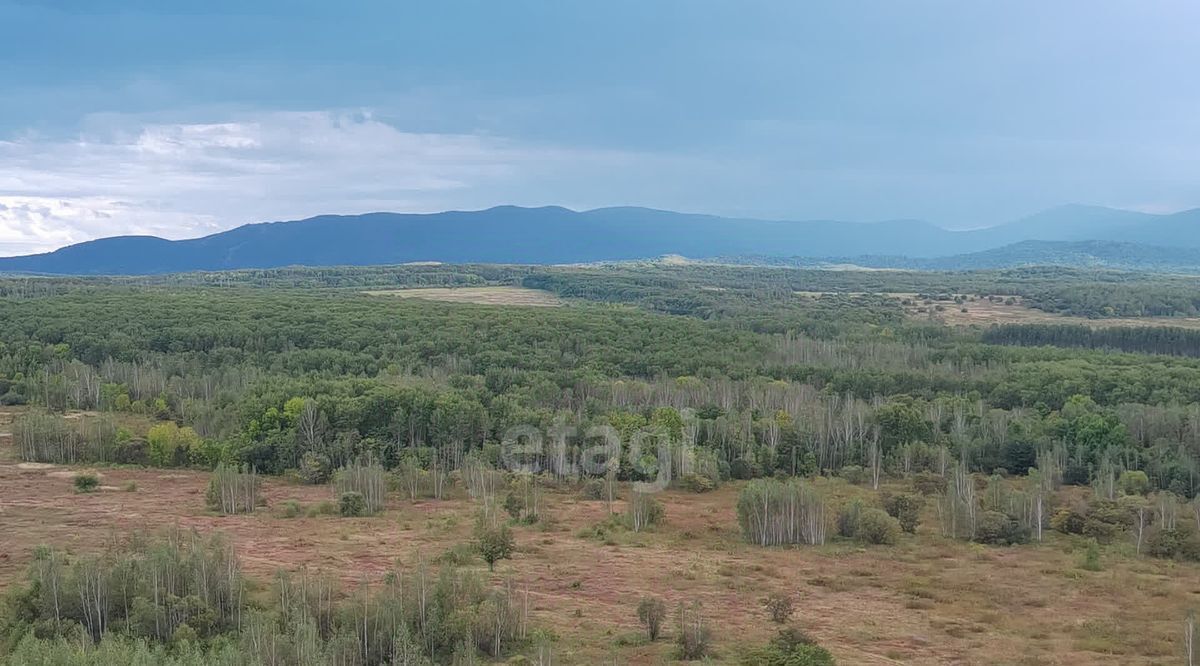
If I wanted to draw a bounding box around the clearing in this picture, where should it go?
[363,286,564,307]
[0,429,1195,664]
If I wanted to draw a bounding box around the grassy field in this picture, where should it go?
[1,411,1194,665]
[363,286,565,307]
[891,293,1200,330]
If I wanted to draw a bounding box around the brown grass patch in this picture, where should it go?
[363,286,564,307]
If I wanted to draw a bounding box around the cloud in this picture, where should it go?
[0,111,647,255]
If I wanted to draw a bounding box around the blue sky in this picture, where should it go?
[2,1,1199,254]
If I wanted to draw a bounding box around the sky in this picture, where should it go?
[2,1,1199,255]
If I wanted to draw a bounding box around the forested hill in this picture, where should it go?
[4,203,1200,275]
[729,240,1200,273]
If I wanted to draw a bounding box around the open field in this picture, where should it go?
[1,427,1196,664]
[889,293,1200,330]
[363,286,565,307]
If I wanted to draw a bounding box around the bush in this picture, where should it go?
[297,452,332,485]
[678,473,716,493]
[910,471,944,496]
[1147,528,1200,561]
[74,473,100,493]
[974,511,1029,545]
[1050,507,1086,535]
[855,509,901,545]
[306,500,337,517]
[1079,540,1102,571]
[279,500,304,518]
[763,592,794,624]
[836,500,863,539]
[741,627,836,666]
[581,478,607,500]
[881,492,923,533]
[1081,500,1132,543]
[477,522,516,571]
[637,596,667,641]
[838,465,866,485]
[338,491,367,517]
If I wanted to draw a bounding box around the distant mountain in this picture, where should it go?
[3,204,1200,275]
[728,240,1200,273]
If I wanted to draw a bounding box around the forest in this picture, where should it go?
[4,262,1200,664]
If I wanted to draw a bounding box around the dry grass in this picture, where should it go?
[893,293,1200,330]
[0,421,1196,664]
[363,286,564,307]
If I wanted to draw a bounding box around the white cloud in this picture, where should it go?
[0,111,646,255]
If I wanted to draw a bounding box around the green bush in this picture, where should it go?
[881,492,923,533]
[339,491,367,517]
[910,471,944,496]
[306,500,337,517]
[74,473,100,493]
[1118,470,1151,496]
[836,500,863,538]
[1050,507,1085,535]
[855,508,901,545]
[838,465,866,485]
[297,452,332,485]
[1147,528,1200,561]
[974,511,1029,545]
[678,473,716,493]
[741,627,837,666]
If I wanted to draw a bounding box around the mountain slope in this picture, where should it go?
[0,206,959,275]
[730,240,1200,273]
[3,204,1200,275]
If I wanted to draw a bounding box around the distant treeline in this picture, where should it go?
[983,323,1200,357]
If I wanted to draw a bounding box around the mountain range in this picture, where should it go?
[3,204,1200,275]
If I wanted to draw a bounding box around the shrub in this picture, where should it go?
[1081,500,1132,543]
[297,452,332,485]
[911,470,943,495]
[1080,540,1102,571]
[836,500,863,539]
[477,522,516,571]
[279,500,304,518]
[881,492,923,533]
[74,473,100,493]
[1146,528,1200,561]
[637,596,667,641]
[974,511,1029,545]
[123,481,138,492]
[306,500,337,517]
[838,465,866,485]
[763,592,794,624]
[1118,470,1150,496]
[581,478,607,500]
[855,509,901,545]
[742,627,836,666]
[1050,507,1086,535]
[338,492,367,517]
[678,473,716,493]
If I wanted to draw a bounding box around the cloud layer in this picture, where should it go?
[0,111,643,255]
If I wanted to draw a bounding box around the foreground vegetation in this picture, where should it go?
[4,262,1200,662]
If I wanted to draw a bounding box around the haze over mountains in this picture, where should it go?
[3,204,1200,275]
